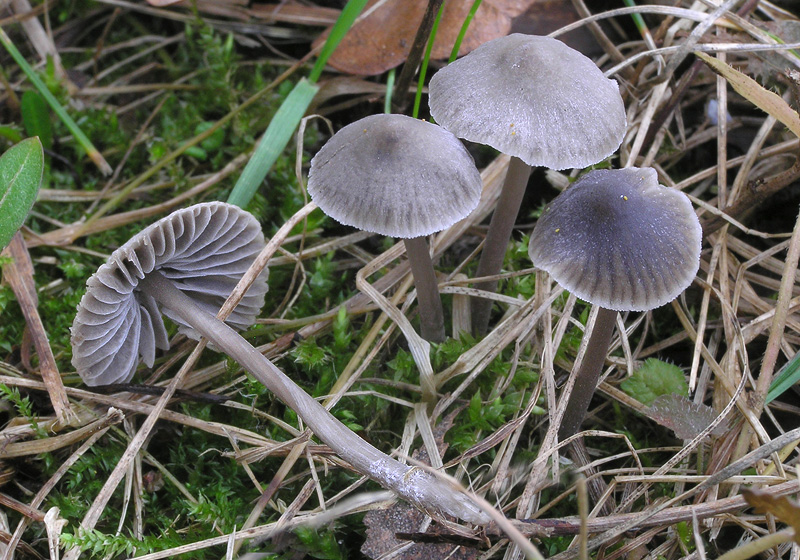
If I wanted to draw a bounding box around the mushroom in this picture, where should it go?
[307,113,483,343]
[527,168,702,440]
[71,202,485,523]
[428,33,627,335]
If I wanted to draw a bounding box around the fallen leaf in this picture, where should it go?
[648,394,727,440]
[743,488,800,544]
[362,501,481,559]
[313,0,537,76]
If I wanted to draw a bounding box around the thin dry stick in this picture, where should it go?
[1,415,120,560]
[755,207,800,404]
[356,244,437,403]
[0,233,74,424]
[62,342,210,560]
[691,230,723,390]
[26,152,250,248]
[229,274,415,556]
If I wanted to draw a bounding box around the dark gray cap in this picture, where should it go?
[528,168,701,311]
[307,114,482,238]
[71,202,268,386]
[429,34,626,170]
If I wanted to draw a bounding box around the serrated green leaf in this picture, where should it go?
[0,137,44,251]
[621,358,689,405]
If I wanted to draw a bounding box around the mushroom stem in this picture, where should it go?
[403,237,445,343]
[138,271,486,523]
[557,306,617,441]
[471,156,532,335]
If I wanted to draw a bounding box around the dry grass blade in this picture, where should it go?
[0,233,73,424]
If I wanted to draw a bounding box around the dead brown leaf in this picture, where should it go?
[313,0,539,76]
[743,488,800,543]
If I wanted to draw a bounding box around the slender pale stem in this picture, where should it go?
[138,271,485,522]
[471,156,532,335]
[404,237,445,343]
[558,307,617,441]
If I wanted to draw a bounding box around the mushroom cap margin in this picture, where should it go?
[429,33,627,170]
[528,167,701,311]
[71,202,268,386]
[307,114,483,238]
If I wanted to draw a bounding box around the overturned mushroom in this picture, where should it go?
[429,34,627,334]
[528,168,702,440]
[307,113,482,343]
[71,202,486,523]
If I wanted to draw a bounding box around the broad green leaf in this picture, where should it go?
[0,137,44,251]
[21,91,53,149]
[621,358,689,405]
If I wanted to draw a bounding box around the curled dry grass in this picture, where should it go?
[2,1,800,559]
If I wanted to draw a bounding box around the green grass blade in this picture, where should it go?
[309,0,369,83]
[412,1,446,119]
[0,27,111,175]
[227,78,319,208]
[384,68,395,114]
[227,0,367,209]
[622,0,648,36]
[767,351,800,403]
[449,0,483,63]
[0,137,44,250]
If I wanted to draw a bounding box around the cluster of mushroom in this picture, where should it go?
[70,33,704,522]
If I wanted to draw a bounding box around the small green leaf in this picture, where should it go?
[0,137,44,250]
[21,91,53,149]
[767,350,800,403]
[620,358,689,405]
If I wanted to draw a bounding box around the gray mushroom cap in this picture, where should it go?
[307,114,482,238]
[528,167,701,311]
[71,202,268,386]
[428,33,627,170]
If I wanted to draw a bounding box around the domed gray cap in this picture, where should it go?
[429,34,626,170]
[71,202,268,386]
[307,114,482,238]
[529,168,701,311]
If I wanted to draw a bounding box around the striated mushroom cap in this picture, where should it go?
[429,34,626,170]
[71,202,268,386]
[307,114,482,238]
[528,168,701,311]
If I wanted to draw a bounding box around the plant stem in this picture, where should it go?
[558,306,617,441]
[139,271,485,522]
[471,156,532,335]
[716,529,793,560]
[393,0,445,112]
[0,27,111,175]
[404,237,445,343]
